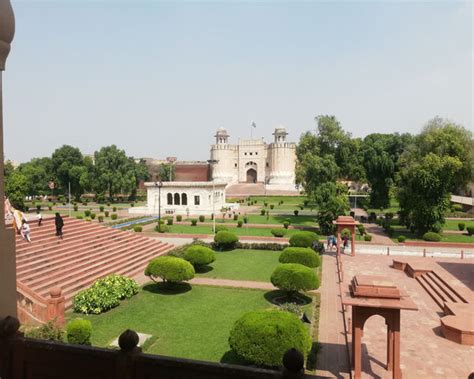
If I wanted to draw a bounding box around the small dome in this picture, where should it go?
[273,126,288,136]
[215,127,229,137]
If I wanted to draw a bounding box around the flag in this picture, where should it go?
[251,121,256,128]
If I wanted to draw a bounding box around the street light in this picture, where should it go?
[207,159,219,234]
[155,180,163,231]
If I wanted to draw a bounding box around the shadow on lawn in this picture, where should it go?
[220,350,251,366]
[264,290,313,306]
[195,265,214,274]
[143,282,192,295]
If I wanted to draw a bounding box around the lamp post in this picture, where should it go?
[207,159,219,233]
[0,0,16,319]
[155,181,163,230]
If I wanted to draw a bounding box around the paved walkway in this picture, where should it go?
[363,223,395,245]
[189,277,277,291]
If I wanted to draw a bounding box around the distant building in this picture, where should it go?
[129,181,238,216]
[209,127,296,190]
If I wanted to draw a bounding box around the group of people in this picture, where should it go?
[326,233,349,251]
[14,212,64,243]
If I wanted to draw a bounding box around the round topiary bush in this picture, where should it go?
[184,245,216,267]
[283,221,290,229]
[260,209,266,216]
[214,231,239,250]
[191,219,198,226]
[458,222,465,231]
[228,309,312,367]
[466,226,474,236]
[271,228,287,237]
[66,318,92,345]
[105,210,109,217]
[199,215,205,222]
[144,256,195,284]
[270,263,319,299]
[154,224,169,233]
[167,218,173,225]
[111,213,118,220]
[133,225,142,232]
[279,247,320,268]
[237,220,243,228]
[215,225,228,233]
[90,213,96,220]
[293,210,299,216]
[364,234,372,241]
[397,235,406,243]
[289,231,319,248]
[422,232,442,242]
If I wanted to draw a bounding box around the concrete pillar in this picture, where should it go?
[0,0,16,320]
[350,226,356,256]
[392,310,402,379]
[386,323,393,371]
[46,287,65,326]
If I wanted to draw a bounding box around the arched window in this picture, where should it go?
[167,193,173,205]
[181,193,188,205]
[174,193,181,205]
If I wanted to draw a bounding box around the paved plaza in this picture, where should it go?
[317,253,474,378]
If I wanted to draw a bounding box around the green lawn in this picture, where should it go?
[196,249,281,282]
[244,214,317,226]
[442,219,474,231]
[390,226,474,243]
[72,284,316,364]
[160,224,310,238]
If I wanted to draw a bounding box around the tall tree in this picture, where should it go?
[93,145,137,200]
[5,169,28,210]
[311,182,350,234]
[18,157,54,197]
[51,145,86,199]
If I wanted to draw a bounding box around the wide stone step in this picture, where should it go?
[428,271,468,304]
[416,274,444,310]
[17,233,149,278]
[33,240,169,297]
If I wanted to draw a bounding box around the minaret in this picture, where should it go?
[210,128,237,184]
[267,126,296,188]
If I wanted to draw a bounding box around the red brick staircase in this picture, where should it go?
[14,217,173,321]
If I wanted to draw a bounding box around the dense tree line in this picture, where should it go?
[296,115,473,235]
[4,145,149,209]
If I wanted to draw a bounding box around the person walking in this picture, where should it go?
[327,235,334,251]
[20,220,31,243]
[343,234,349,251]
[55,213,64,239]
[37,212,43,227]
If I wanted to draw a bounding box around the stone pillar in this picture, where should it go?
[350,226,356,256]
[336,227,342,256]
[392,310,401,379]
[0,0,16,320]
[386,323,393,371]
[46,287,65,326]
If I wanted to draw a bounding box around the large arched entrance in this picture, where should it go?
[246,168,257,183]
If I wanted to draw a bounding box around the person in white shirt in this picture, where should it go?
[21,221,32,243]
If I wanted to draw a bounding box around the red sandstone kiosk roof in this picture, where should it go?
[342,275,418,311]
[333,215,360,227]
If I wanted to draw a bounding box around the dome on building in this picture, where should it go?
[215,127,229,137]
[273,126,288,136]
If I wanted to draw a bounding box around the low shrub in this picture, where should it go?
[98,216,104,223]
[458,222,465,231]
[73,274,139,314]
[48,204,53,211]
[283,221,290,229]
[357,224,366,235]
[99,206,104,212]
[133,225,143,232]
[112,206,117,212]
[289,231,319,248]
[422,232,442,242]
[36,204,42,211]
[397,235,406,243]
[85,217,92,222]
[260,209,266,216]
[191,219,198,226]
[452,204,463,212]
[364,234,372,241]
[144,256,195,284]
[76,215,83,219]
[154,224,169,233]
[270,204,274,210]
[130,203,135,207]
[199,215,205,222]
[270,263,319,298]
[279,302,302,316]
[279,247,320,268]
[84,210,91,217]
[215,225,228,233]
[184,245,216,267]
[167,218,173,225]
[25,320,64,342]
[294,210,299,216]
[271,228,287,237]
[233,214,238,221]
[237,220,243,228]
[243,216,248,224]
[110,213,118,220]
[105,210,109,217]
[214,231,239,250]
[66,318,92,345]
[176,215,182,222]
[234,242,289,251]
[466,226,474,236]
[90,213,96,220]
[73,205,78,211]
[264,202,268,207]
[228,309,311,367]
[107,202,111,207]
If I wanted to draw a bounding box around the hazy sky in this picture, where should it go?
[3,1,473,163]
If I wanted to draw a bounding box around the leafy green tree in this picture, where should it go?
[5,169,28,209]
[312,182,349,234]
[397,153,462,234]
[92,145,137,200]
[4,160,14,180]
[51,145,86,199]
[296,154,339,196]
[314,115,350,156]
[158,163,175,182]
[18,157,54,197]
[335,138,365,181]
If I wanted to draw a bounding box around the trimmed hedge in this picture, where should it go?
[279,247,320,268]
[214,231,239,250]
[271,228,287,237]
[73,274,139,314]
[422,232,442,242]
[110,213,118,220]
[289,231,319,248]
[66,318,92,345]
[176,215,182,222]
[133,225,143,232]
[467,226,474,236]
[199,215,205,222]
[145,256,195,284]
[397,235,406,243]
[215,225,228,233]
[458,223,465,231]
[270,263,319,297]
[191,219,198,226]
[184,245,216,267]
[364,234,372,241]
[228,309,312,367]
